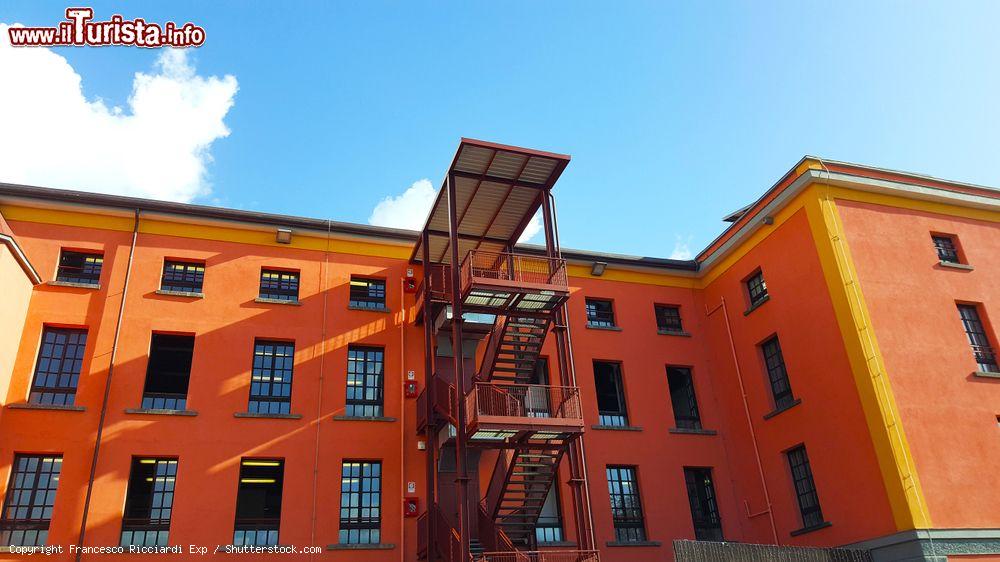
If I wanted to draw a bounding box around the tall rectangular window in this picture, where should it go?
[248,341,294,414]
[120,458,177,547]
[160,261,205,294]
[786,445,824,529]
[761,336,795,409]
[56,250,103,285]
[142,334,194,411]
[535,485,564,544]
[259,270,299,302]
[346,346,384,417]
[745,270,768,308]
[234,459,283,546]
[655,305,683,333]
[594,361,628,427]
[667,367,702,430]
[606,466,646,543]
[349,277,386,310]
[683,467,723,541]
[0,455,62,547]
[29,327,87,406]
[958,304,998,373]
[585,299,616,328]
[338,461,382,545]
[932,234,962,263]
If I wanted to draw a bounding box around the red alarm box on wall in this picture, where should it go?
[404,381,418,398]
[403,269,417,293]
[404,497,419,518]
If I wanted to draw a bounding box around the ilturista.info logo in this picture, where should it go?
[7,7,206,48]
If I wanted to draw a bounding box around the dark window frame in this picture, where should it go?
[606,465,646,543]
[349,277,387,310]
[594,361,628,427]
[585,298,616,328]
[745,269,769,308]
[338,460,382,545]
[958,304,998,373]
[120,457,178,547]
[141,333,195,411]
[0,454,63,547]
[29,327,88,406]
[55,249,103,285]
[667,366,702,430]
[760,335,795,410]
[233,458,284,546]
[683,467,723,541]
[786,445,825,529]
[160,260,205,294]
[248,340,295,415]
[931,233,963,264]
[258,269,300,302]
[346,346,385,417]
[654,304,684,333]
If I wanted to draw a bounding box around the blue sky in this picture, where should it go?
[1,1,998,259]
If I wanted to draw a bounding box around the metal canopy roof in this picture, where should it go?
[412,138,570,264]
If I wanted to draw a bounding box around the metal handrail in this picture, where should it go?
[459,250,568,290]
[472,551,601,562]
[467,383,583,420]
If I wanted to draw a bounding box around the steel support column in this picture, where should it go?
[421,230,437,559]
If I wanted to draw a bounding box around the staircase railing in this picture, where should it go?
[476,315,510,382]
[430,502,467,562]
[484,449,515,518]
[467,383,583,421]
[473,551,600,562]
[477,501,517,553]
[459,250,568,292]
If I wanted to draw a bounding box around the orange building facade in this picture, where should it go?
[0,140,997,562]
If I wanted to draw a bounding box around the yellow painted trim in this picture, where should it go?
[804,191,932,530]
[825,186,1000,224]
[566,264,698,288]
[1,205,135,232]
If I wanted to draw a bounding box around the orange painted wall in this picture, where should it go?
[837,199,1000,529]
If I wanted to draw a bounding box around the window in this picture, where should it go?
[28,328,88,406]
[234,459,283,546]
[536,485,564,544]
[786,445,824,529]
[655,304,683,333]
[349,277,386,310]
[745,270,768,308]
[248,341,294,414]
[606,466,646,542]
[141,334,194,410]
[339,461,382,545]
[594,361,628,427]
[0,455,62,547]
[683,467,723,541]
[56,250,103,285]
[259,270,299,302]
[160,260,205,294]
[586,299,616,328]
[932,234,962,264]
[667,367,702,430]
[761,336,795,410]
[346,346,384,417]
[958,304,998,373]
[120,458,177,547]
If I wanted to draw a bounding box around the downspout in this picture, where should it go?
[76,209,140,561]
[399,273,406,562]
[705,297,779,544]
[309,219,332,558]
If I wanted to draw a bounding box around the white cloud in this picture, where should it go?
[368,179,543,243]
[0,24,238,202]
[669,234,694,260]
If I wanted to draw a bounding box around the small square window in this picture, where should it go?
[586,299,616,328]
[259,270,299,302]
[56,250,103,285]
[745,270,768,308]
[349,277,386,310]
[655,305,683,333]
[161,261,205,294]
[932,234,963,264]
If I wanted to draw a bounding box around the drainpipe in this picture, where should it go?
[309,219,332,559]
[76,209,140,561]
[399,271,406,562]
[705,297,779,544]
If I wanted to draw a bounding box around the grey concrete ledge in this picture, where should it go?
[790,521,831,536]
[124,408,198,416]
[327,543,395,550]
[155,289,205,298]
[657,329,692,337]
[49,280,100,289]
[606,540,662,547]
[333,415,397,422]
[348,304,390,313]
[743,294,771,316]
[669,427,718,436]
[6,403,86,412]
[763,398,802,420]
[846,528,1000,559]
[254,297,301,306]
[973,370,1000,379]
[938,260,974,270]
[586,324,622,331]
[234,412,303,419]
[591,424,642,432]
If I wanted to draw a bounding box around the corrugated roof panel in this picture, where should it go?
[519,156,558,184]
[454,145,494,175]
[486,152,528,180]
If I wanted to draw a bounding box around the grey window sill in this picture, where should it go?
[657,329,691,337]
[938,260,974,271]
[973,370,1000,379]
[234,412,303,419]
[333,415,397,422]
[790,521,832,536]
[254,297,300,305]
[591,424,642,432]
[348,304,390,313]
[586,324,622,331]
[763,398,802,420]
[156,289,205,298]
[125,408,198,416]
[606,540,662,547]
[669,427,718,436]
[49,280,100,289]
[327,543,395,550]
[743,294,771,316]
[6,403,86,412]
